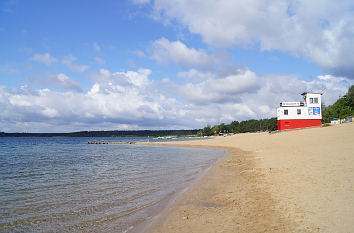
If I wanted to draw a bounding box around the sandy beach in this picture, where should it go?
[142,123,354,232]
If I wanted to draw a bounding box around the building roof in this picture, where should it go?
[301,92,323,96]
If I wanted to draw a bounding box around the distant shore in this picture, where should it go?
[0,129,199,138]
[140,123,354,232]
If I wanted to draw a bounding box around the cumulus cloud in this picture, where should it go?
[54,73,83,92]
[31,53,58,65]
[175,68,260,104]
[151,0,354,78]
[0,69,188,132]
[29,73,83,92]
[1,66,352,132]
[151,37,216,70]
[304,74,353,105]
[62,55,89,72]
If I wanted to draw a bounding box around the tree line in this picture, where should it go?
[322,85,354,123]
[0,130,199,137]
[198,117,278,136]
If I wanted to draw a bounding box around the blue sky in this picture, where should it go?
[1,0,353,132]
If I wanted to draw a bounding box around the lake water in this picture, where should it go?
[0,137,225,232]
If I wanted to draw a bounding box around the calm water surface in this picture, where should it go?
[0,137,224,232]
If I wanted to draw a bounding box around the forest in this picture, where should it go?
[198,117,278,136]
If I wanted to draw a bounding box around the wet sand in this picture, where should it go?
[142,123,354,232]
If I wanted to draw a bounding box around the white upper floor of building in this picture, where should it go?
[277,92,322,120]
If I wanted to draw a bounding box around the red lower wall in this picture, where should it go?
[278,119,322,130]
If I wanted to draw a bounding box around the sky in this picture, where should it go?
[1,0,354,133]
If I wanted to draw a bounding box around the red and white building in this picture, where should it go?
[277,92,322,130]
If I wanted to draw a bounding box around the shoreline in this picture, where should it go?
[129,146,228,233]
[139,123,354,232]
[141,146,298,232]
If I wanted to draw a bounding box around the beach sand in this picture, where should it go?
[142,123,354,232]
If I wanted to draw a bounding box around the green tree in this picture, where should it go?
[212,125,220,135]
[266,117,278,131]
[202,125,213,136]
[347,85,354,109]
[229,120,240,133]
[219,123,229,133]
[322,86,354,122]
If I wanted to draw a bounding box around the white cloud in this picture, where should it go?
[31,53,58,65]
[151,37,216,70]
[151,0,354,78]
[62,55,89,72]
[55,73,83,92]
[41,107,59,118]
[305,74,353,105]
[29,73,83,92]
[175,68,260,104]
[0,67,352,132]
[0,69,184,132]
[90,68,152,90]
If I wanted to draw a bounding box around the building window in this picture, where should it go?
[297,109,301,115]
[284,109,288,115]
[309,98,314,103]
[314,97,318,103]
